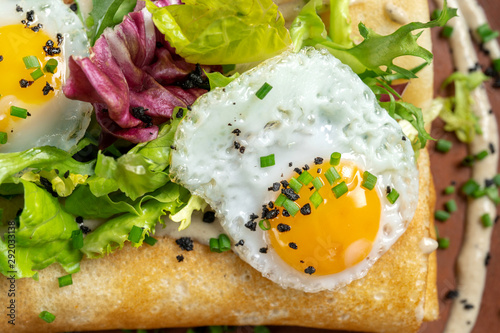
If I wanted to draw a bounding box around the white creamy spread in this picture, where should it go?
[419,237,439,254]
[384,2,409,25]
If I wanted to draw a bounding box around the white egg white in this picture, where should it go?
[170,48,419,292]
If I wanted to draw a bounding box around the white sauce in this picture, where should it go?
[434,1,499,332]
[419,237,438,254]
[384,2,409,25]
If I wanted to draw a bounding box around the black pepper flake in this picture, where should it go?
[485,252,491,266]
[280,180,289,188]
[282,188,299,201]
[268,201,274,209]
[300,260,304,263]
[317,168,322,174]
[16,5,23,12]
[489,142,495,154]
[54,169,59,175]
[288,162,293,167]
[176,254,184,262]
[445,290,459,300]
[249,213,258,221]
[0,55,3,62]
[277,223,291,232]
[39,177,58,197]
[259,247,268,254]
[63,170,70,178]
[42,82,54,95]
[233,141,241,149]
[314,157,323,165]
[464,304,474,310]
[170,145,176,150]
[386,186,391,194]
[268,182,280,192]
[202,211,215,223]
[309,186,314,191]
[245,221,257,231]
[304,266,316,275]
[175,237,194,251]
[232,129,241,136]
[131,107,153,128]
[302,164,310,171]
[175,108,184,118]
[69,3,78,12]
[235,240,245,247]
[19,79,33,88]
[294,167,302,175]
[176,64,209,90]
[26,112,31,117]
[239,146,245,154]
[75,216,84,224]
[31,23,42,32]
[402,136,407,141]
[80,225,91,234]
[187,105,192,111]
[261,206,279,219]
[300,203,311,215]
[282,209,290,217]
[288,242,298,250]
[26,10,34,23]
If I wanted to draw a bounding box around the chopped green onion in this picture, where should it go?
[30,68,44,81]
[435,210,450,221]
[309,191,323,208]
[127,225,143,243]
[10,106,28,119]
[143,234,158,246]
[445,199,457,213]
[493,174,500,186]
[58,274,73,288]
[312,177,323,190]
[297,170,313,185]
[274,193,286,207]
[477,23,499,43]
[71,229,83,250]
[471,188,486,198]
[332,181,348,199]
[475,150,489,160]
[255,82,273,100]
[361,171,377,190]
[23,55,39,69]
[209,238,221,253]
[442,25,454,38]
[462,179,480,196]
[481,213,493,227]
[324,167,341,185]
[283,199,300,216]
[0,132,7,145]
[218,234,231,251]
[493,58,500,72]
[254,326,271,333]
[462,155,475,167]
[289,177,303,193]
[259,219,271,230]
[387,188,399,204]
[436,139,452,153]
[485,186,500,205]
[444,185,455,194]
[39,311,56,323]
[44,58,58,73]
[437,237,450,249]
[260,154,275,168]
[330,152,341,166]
[431,9,442,20]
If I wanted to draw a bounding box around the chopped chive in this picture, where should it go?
[493,58,500,72]
[297,170,313,185]
[0,132,7,144]
[312,177,323,190]
[325,167,341,185]
[218,234,231,251]
[23,55,39,69]
[127,225,143,243]
[442,25,454,38]
[477,23,499,43]
[289,177,303,193]
[435,210,451,221]
[255,82,272,100]
[361,171,377,190]
[143,234,158,246]
[259,219,271,231]
[462,179,480,196]
[475,150,489,160]
[10,106,28,119]
[485,186,500,205]
[431,9,442,20]
[445,199,457,213]
[332,181,348,198]
[71,229,83,250]
[283,199,300,216]
[39,311,56,323]
[30,68,44,81]
[209,238,221,253]
[437,237,450,249]
[44,59,58,73]
[274,193,286,207]
[444,185,455,194]
[330,152,341,166]
[309,191,323,208]
[58,274,73,288]
[471,188,486,198]
[436,139,452,153]
[481,213,493,227]
[387,188,399,204]
[260,154,275,168]
[493,174,500,186]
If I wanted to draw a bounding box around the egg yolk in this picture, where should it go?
[0,24,63,133]
[268,161,381,276]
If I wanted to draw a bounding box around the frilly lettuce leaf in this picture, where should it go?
[0,181,82,278]
[20,170,88,197]
[146,0,292,64]
[205,71,240,90]
[170,195,208,230]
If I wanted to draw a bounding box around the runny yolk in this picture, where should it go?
[0,24,63,133]
[268,161,381,276]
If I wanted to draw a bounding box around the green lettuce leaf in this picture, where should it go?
[205,71,240,90]
[146,0,292,65]
[329,0,353,48]
[170,195,208,230]
[20,170,88,197]
[0,181,82,278]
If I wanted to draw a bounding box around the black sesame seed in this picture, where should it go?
[54,169,59,175]
[309,186,314,191]
[467,321,471,325]
[16,5,23,12]
[261,207,279,219]
[288,242,298,250]
[489,142,495,154]
[289,162,293,167]
[69,3,78,12]
[235,239,245,247]
[26,10,34,22]
[485,178,494,187]
[39,177,58,197]
[175,237,194,251]
[176,254,184,262]
[259,247,268,254]
[170,145,176,150]
[402,136,407,141]
[460,299,467,304]
[268,201,274,209]
[314,157,323,165]
[63,170,70,178]
[249,213,258,221]
[234,141,240,149]
[300,203,311,215]
[269,182,280,192]
[202,211,215,223]
[386,186,391,194]
[485,252,491,266]
[19,79,33,88]
[464,304,474,310]
[187,105,192,111]
[131,106,153,127]
[445,290,459,300]
[304,266,316,275]
[282,188,299,201]
[80,225,91,234]
[317,168,322,174]
[0,55,3,62]
[42,82,54,95]
[277,223,291,232]
[176,108,184,118]
[239,146,245,154]
[300,260,304,263]
[280,180,289,188]
[46,40,54,47]
[489,109,494,114]
[232,129,241,136]
[294,167,302,175]
[245,221,257,231]
[302,164,310,171]
[75,216,84,224]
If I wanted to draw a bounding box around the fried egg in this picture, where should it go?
[170,48,419,292]
[0,0,91,153]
